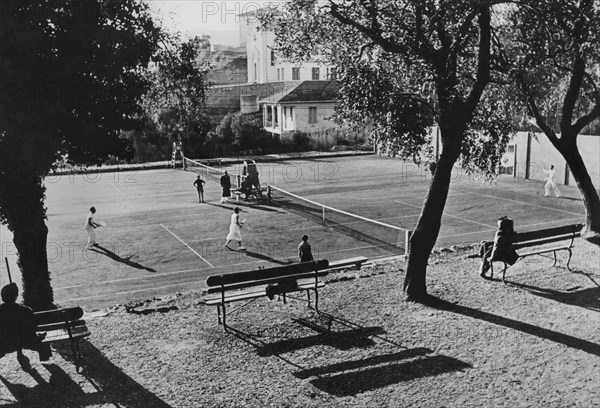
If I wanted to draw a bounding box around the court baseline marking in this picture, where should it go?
[160,223,214,267]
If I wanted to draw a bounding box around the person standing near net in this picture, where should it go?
[193,175,206,203]
[85,207,100,249]
[220,171,231,204]
[542,163,561,198]
[298,234,314,263]
[225,207,245,251]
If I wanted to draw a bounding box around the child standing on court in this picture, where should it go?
[298,234,314,262]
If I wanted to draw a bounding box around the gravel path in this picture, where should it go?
[1,240,598,407]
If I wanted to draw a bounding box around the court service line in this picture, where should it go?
[393,199,497,228]
[160,223,214,267]
[110,183,126,196]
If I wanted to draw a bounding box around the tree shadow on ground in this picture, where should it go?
[426,296,600,357]
[509,281,600,312]
[90,245,156,272]
[0,341,171,407]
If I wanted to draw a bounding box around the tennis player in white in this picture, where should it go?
[85,207,101,249]
[543,163,561,198]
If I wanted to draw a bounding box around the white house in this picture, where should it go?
[259,81,339,138]
[239,8,335,84]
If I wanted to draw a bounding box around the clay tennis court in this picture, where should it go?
[0,155,586,310]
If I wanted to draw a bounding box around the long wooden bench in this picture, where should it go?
[489,223,583,283]
[33,307,91,371]
[204,260,329,330]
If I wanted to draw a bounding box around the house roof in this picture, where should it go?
[259,80,339,104]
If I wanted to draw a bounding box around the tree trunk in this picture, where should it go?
[3,173,54,311]
[403,133,463,302]
[559,144,600,236]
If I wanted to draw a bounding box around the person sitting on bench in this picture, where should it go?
[479,216,519,279]
[0,283,52,365]
[240,179,253,200]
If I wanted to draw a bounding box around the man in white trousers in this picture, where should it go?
[543,163,561,198]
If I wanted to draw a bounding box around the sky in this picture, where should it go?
[147,0,283,46]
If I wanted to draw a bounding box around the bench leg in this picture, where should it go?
[314,289,320,314]
[501,262,508,284]
[306,289,311,308]
[489,261,494,279]
[552,251,557,267]
[566,248,573,271]
[222,304,228,331]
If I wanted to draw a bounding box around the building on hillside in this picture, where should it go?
[259,81,339,138]
[239,8,335,84]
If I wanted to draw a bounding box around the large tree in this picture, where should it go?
[142,35,211,159]
[505,0,600,238]
[0,0,161,310]
[267,0,514,302]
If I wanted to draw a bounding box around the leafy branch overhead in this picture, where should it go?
[267,0,516,174]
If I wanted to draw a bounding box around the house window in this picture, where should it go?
[283,107,287,128]
[292,67,300,80]
[327,67,337,79]
[312,67,320,80]
[274,106,279,127]
[271,49,276,66]
[280,68,284,81]
[308,107,317,124]
[277,68,280,81]
[266,106,272,126]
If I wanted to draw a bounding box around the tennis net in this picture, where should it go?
[267,185,411,257]
[184,157,241,187]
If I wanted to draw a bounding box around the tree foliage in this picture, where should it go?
[502,0,600,235]
[0,0,161,309]
[266,0,515,301]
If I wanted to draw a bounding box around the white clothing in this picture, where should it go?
[85,212,96,247]
[85,212,94,230]
[87,228,96,247]
[543,167,561,197]
[226,213,242,242]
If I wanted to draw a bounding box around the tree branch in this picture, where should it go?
[464,8,491,114]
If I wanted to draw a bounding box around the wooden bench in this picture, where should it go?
[327,256,369,271]
[489,223,583,283]
[204,260,329,330]
[33,307,91,371]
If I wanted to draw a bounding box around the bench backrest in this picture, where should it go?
[513,223,583,248]
[33,307,85,331]
[206,260,329,293]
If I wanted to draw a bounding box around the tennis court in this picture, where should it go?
[0,155,586,310]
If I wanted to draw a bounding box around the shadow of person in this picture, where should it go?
[425,295,600,357]
[0,342,172,407]
[242,250,294,265]
[90,245,156,272]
